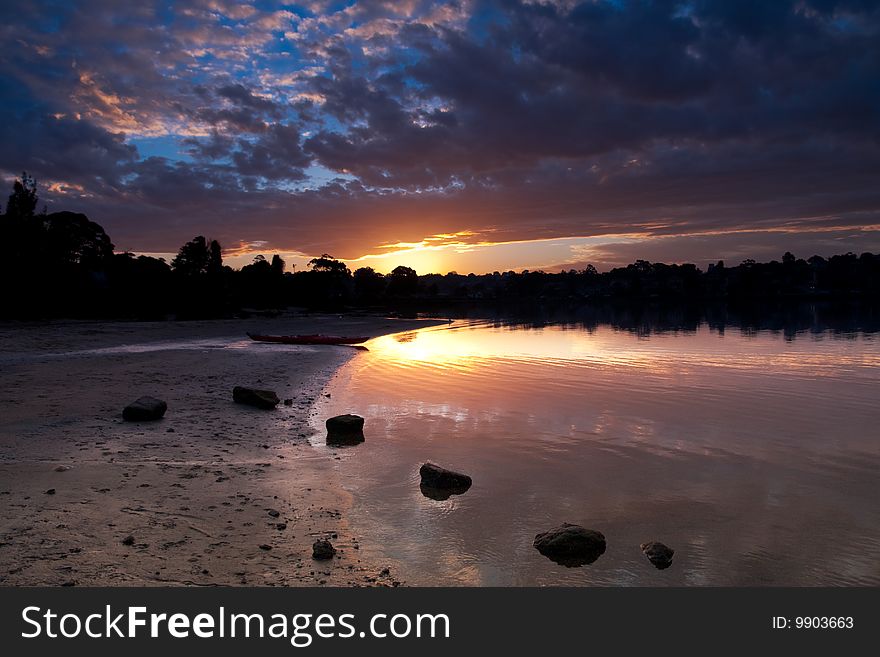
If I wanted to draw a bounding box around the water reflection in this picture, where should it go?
[315,318,880,586]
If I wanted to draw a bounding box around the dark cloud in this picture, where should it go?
[232,123,311,180]
[1,0,878,268]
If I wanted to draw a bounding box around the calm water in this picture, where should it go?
[313,320,880,586]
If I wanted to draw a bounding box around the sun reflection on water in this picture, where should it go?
[315,320,880,586]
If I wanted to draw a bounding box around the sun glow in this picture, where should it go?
[368,322,880,378]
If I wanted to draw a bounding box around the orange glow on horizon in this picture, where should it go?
[136,222,880,276]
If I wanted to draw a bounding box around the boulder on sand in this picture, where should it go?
[312,539,336,560]
[326,414,365,445]
[122,396,167,421]
[534,523,606,567]
[233,386,279,409]
[419,462,472,500]
[641,541,674,569]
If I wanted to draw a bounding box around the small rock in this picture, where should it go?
[54,466,69,472]
[267,509,280,518]
[259,544,272,551]
[312,539,336,560]
[325,414,365,445]
[534,523,606,567]
[233,386,279,409]
[419,462,472,499]
[284,398,293,406]
[121,535,135,546]
[60,580,77,587]
[641,541,674,569]
[276,523,287,530]
[123,396,167,421]
[44,488,56,495]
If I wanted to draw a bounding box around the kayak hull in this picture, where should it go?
[247,332,369,345]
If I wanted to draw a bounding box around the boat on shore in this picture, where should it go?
[247,332,370,346]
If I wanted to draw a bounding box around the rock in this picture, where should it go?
[284,398,293,406]
[325,414,365,445]
[419,462,472,500]
[534,523,606,567]
[312,539,336,560]
[122,396,167,421]
[641,541,674,569]
[44,488,56,495]
[121,535,135,546]
[267,509,280,518]
[259,544,272,551]
[233,386,279,409]
[54,465,70,472]
[419,462,472,489]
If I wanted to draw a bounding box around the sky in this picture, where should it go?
[2,0,879,273]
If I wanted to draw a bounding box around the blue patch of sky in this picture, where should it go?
[466,1,511,42]
[277,164,357,192]
[129,136,196,164]
[37,1,66,32]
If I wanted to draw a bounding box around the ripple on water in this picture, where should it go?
[313,320,880,586]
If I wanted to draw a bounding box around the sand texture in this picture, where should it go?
[0,315,437,586]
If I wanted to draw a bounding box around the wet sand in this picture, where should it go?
[0,315,439,586]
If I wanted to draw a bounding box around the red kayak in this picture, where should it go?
[247,332,369,345]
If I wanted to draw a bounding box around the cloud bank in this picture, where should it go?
[2,0,879,270]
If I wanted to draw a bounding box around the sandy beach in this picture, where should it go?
[0,314,439,586]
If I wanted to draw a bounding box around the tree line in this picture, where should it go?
[1,173,878,320]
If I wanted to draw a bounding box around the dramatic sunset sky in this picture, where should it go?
[2,0,879,273]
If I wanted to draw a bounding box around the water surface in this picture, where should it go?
[314,320,880,586]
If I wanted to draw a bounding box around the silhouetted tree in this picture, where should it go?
[208,239,223,274]
[386,265,418,297]
[43,211,114,268]
[300,253,351,306]
[270,254,285,277]
[4,171,38,220]
[171,236,211,276]
[167,236,230,316]
[108,253,172,318]
[353,266,384,303]
[0,175,878,319]
[308,253,350,276]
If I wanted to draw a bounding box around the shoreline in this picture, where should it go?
[0,314,442,586]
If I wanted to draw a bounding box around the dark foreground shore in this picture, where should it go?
[0,315,438,586]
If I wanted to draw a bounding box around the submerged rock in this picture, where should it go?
[534,523,606,567]
[312,539,336,560]
[419,462,472,500]
[641,541,674,569]
[326,414,365,445]
[122,396,167,421]
[233,386,279,409]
